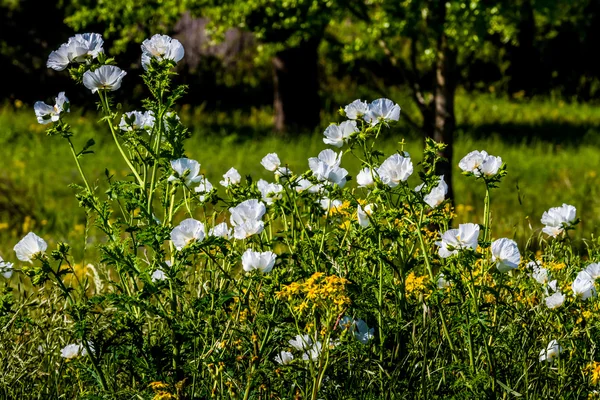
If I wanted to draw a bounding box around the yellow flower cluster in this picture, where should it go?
[585,361,600,385]
[277,272,351,316]
[149,381,176,400]
[405,272,429,299]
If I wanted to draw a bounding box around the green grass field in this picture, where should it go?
[1,90,600,256]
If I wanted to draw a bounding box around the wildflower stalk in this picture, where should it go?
[66,137,93,194]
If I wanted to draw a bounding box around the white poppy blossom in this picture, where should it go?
[377,153,413,188]
[34,92,69,124]
[491,238,521,272]
[458,150,503,177]
[257,179,283,205]
[308,149,348,187]
[0,257,14,279]
[168,158,203,186]
[220,167,242,187]
[585,263,600,280]
[83,65,127,93]
[47,33,104,70]
[141,34,185,70]
[354,319,375,345]
[151,269,166,282]
[241,248,277,273]
[541,204,577,237]
[61,343,88,359]
[545,292,565,309]
[437,273,450,289]
[322,120,358,148]
[260,153,281,172]
[170,218,206,250]
[357,204,374,228]
[572,270,597,300]
[229,199,266,239]
[209,222,232,239]
[274,351,294,365]
[119,110,155,132]
[302,341,323,361]
[363,98,401,126]
[416,176,448,208]
[344,99,369,120]
[295,178,322,194]
[14,232,48,263]
[539,339,563,363]
[531,266,549,285]
[436,223,480,258]
[319,198,343,214]
[289,334,312,351]
[356,167,377,188]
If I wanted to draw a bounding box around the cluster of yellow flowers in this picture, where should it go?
[404,272,429,299]
[277,272,351,316]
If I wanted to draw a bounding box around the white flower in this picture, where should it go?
[539,339,562,363]
[545,292,565,309]
[83,65,127,93]
[61,343,89,359]
[241,249,276,273]
[586,263,600,280]
[416,176,448,208]
[257,179,283,205]
[274,351,294,365]
[547,279,558,293]
[572,270,597,300]
[194,176,214,202]
[229,199,266,239]
[14,232,48,263]
[119,110,155,132]
[531,266,549,285]
[0,257,14,279]
[357,204,374,228]
[302,341,323,361]
[34,92,69,124]
[437,273,450,289]
[344,99,369,120]
[289,334,312,351]
[458,150,503,177]
[308,149,348,187]
[170,218,206,250]
[491,238,521,272]
[141,34,185,70]
[260,153,281,172]
[363,98,401,126]
[209,222,232,239]
[356,167,377,188]
[319,198,343,214]
[323,120,358,148]
[541,204,577,237]
[274,166,292,179]
[436,223,480,258]
[151,269,166,282]
[220,167,242,187]
[354,319,375,345]
[377,153,413,187]
[47,33,104,70]
[168,158,203,186]
[295,178,322,194]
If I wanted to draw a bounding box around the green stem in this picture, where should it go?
[66,137,93,194]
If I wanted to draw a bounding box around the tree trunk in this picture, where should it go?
[430,34,457,202]
[272,38,321,133]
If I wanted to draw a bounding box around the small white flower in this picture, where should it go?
[572,270,597,300]
[364,98,401,126]
[0,257,14,279]
[436,223,480,258]
[458,150,503,177]
[260,153,281,172]
[170,218,206,250]
[377,153,413,188]
[151,269,166,282]
[119,110,155,132]
[491,238,521,272]
[531,266,549,285]
[229,199,266,239]
[586,263,600,280]
[302,341,323,361]
[257,179,283,205]
[220,167,242,187]
[416,176,448,208]
[34,92,69,124]
[539,339,562,363]
[194,176,214,202]
[541,204,577,237]
[274,350,294,365]
[344,99,369,120]
[168,158,203,186]
[437,273,450,289]
[47,42,72,71]
[295,178,322,194]
[83,65,127,93]
[141,34,185,70]
[547,279,558,293]
[209,222,232,239]
[14,232,48,263]
[545,292,565,309]
[308,149,347,187]
[319,198,343,214]
[354,319,374,345]
[322,120,358,148]
[241,249,276,273]
[47,33,104,70]
[61,343,89,359]
[357,204,374,228]
[356,167,377,188]
[289,334,312,351]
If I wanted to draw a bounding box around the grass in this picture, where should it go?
[1,90,600,256]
